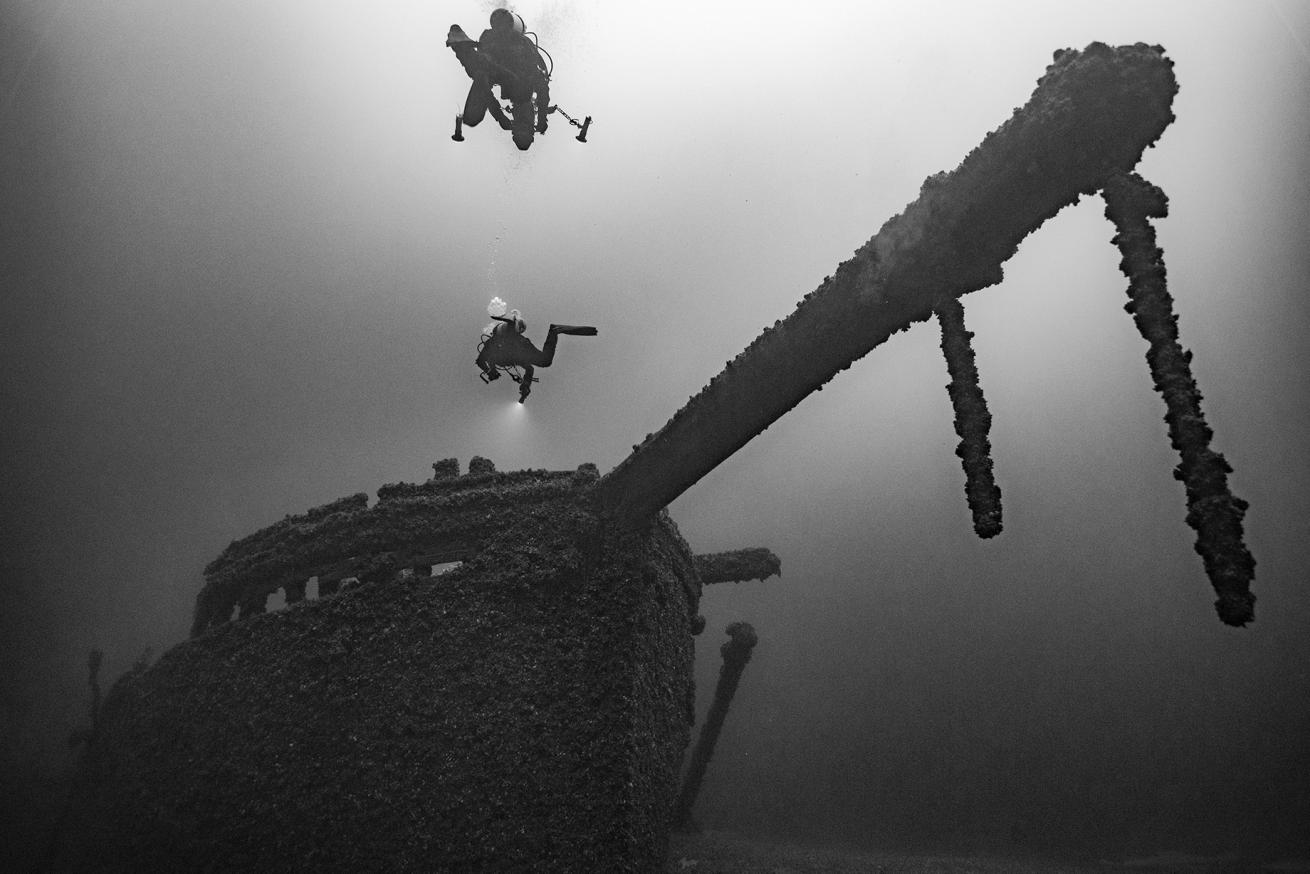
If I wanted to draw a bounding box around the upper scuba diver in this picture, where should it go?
[476,298,597,403]
[447,9,551,150]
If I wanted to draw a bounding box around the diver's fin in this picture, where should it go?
[549,325,597,336]
[446,25,475,47]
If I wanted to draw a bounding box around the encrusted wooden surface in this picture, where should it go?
[55,463,706,873]
[598,43,1177,526]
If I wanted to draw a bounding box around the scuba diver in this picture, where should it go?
[447,9,551,150]
[476,298,597,403]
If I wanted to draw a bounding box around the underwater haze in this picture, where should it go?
[3,0,1309,867]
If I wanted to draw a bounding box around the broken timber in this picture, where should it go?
[598,43,1177,525]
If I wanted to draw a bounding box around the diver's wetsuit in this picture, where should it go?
[476,317,596,401]
[448,19,550,146]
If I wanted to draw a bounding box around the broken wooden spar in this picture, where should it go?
[597,43,1177,526]
[673,622,760,828]
[1102,172,1256,626]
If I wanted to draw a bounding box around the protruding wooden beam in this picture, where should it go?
[597,43,1177,527]
[694,548,781,585]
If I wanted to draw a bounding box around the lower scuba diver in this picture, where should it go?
[476,298,597,403]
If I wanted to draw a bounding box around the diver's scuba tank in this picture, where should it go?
[489,8,526,35]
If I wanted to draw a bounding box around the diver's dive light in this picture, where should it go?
[546,105,592,143]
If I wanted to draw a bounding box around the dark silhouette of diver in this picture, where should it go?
[447,9,551,150]
[476,310,596,403]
